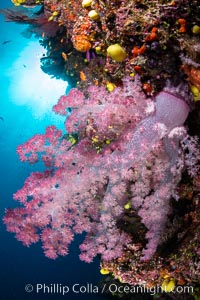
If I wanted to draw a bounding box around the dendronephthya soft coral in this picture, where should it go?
[4,76,199,267]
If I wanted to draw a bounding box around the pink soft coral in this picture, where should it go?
[4,77,199,261]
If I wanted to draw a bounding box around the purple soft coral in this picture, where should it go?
[4,77,198,262]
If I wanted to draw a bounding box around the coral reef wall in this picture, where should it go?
[1,0,200,298]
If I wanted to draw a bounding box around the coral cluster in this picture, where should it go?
[4,78,200,287]
[1,0,200,95]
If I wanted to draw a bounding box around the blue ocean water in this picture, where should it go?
[0,1,109,299]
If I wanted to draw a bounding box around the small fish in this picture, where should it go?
[63,133,78,146]
[0,116,4,121]
[80,71,87,81]
[61,52,68,61]
[68,134,78,145]
[22,5,37,8]
[2,40,11,45]
[93,79,99,85]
